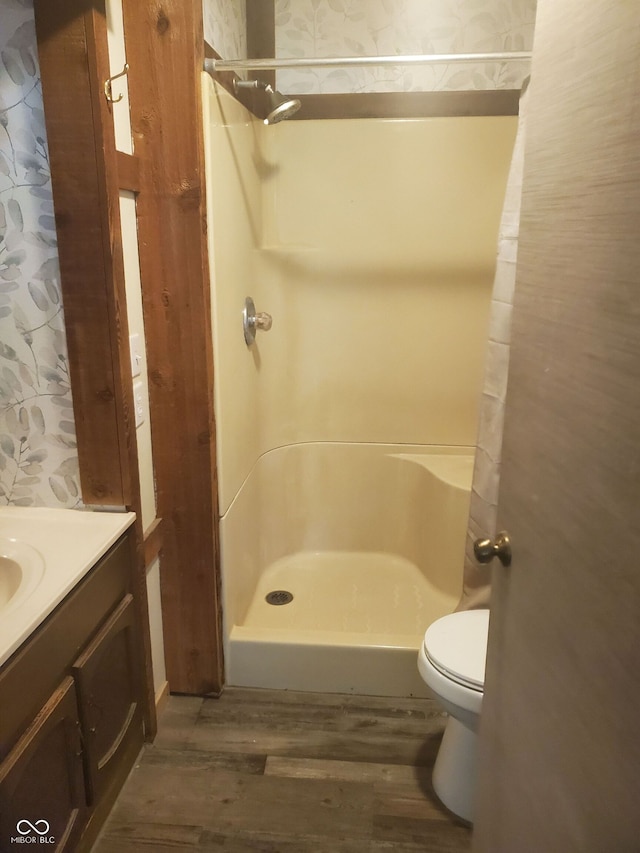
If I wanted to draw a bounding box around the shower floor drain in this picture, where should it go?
[265,590,294,606]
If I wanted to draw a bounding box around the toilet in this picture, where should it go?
[417,608,490,823]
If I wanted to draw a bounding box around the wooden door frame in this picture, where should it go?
[34,0,223,701]
[121,0,223,695]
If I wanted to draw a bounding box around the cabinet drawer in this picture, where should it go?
[0,534,132,759]
[73,594,143,804]
[0,677,86,852]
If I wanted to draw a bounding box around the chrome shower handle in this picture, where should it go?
[243,297,273,345]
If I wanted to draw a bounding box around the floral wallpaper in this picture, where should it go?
[0,0,81,508]
[274,0,537,94]
[203,0,247,59]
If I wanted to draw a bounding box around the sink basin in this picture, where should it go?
[0,507,136,667]
[0,537,45,615]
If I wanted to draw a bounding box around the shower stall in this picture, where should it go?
[202,55,521,696]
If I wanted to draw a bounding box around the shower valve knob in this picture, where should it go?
[255,312,272,331]
[243,296,273,345]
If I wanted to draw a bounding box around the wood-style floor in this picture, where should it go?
[92,688,472,852]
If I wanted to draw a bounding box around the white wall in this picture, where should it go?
[106,0,166,697]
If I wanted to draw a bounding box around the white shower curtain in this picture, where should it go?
[458,81,530,611]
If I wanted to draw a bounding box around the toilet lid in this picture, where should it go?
[423,609,490,690]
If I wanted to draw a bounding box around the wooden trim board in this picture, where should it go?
[143,518,163,569]
[117,151,141,192]
[122,0,224,695]
[293,89,520,119]
[154,680,170,717]
[34,4,131,507]
[246,0,276,90]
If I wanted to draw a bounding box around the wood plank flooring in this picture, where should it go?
[92,688,472,852]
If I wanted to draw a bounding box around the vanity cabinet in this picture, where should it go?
[0,531,144,852]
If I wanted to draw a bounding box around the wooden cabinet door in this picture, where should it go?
[73,594,143,804]
[0,677,86,852]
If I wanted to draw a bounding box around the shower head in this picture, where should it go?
[263,88,301,125]
[233,78,301,125]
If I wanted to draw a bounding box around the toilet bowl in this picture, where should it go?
[417,609,490,823]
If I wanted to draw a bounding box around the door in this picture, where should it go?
[0,678,86,851]
[473,2,640,851]
[73,595,142,804]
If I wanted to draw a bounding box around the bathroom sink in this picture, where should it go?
[0,536,45,615]
[0,507,136,667]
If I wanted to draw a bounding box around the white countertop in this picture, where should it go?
[0,507,136,667]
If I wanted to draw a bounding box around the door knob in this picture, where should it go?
[473,531,512,567]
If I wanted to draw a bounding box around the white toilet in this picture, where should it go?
[417,608,490,823]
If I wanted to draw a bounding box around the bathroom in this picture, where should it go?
[1,0,639,850]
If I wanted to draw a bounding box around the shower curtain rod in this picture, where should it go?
[205,52,531,73]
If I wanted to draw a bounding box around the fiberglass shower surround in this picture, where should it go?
[203,49,528,696]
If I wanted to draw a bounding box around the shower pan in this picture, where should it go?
[222,443,474,696]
